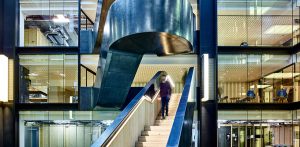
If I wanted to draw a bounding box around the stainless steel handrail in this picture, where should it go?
[167,67,194,147]
[91,71,163,147]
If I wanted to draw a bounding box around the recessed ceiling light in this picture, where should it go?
[257,85,271,88]
[59,73,65,77]
[50,57,64,61]
[53,14,70,23]
[29,73,38,76]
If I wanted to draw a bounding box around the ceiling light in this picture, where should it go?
[264,25,299,35]
[53,14,70,23]
[53,120,70,124]
[59,73,65,77]
[50,58,64,61]
[257,85,271,88]
[264,73,300,79]
[29,73,39,76]
[102,120,114,126]
[251,85,271,89]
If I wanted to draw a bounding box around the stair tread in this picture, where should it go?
[136,94,181,147]
[142,132,170,136]
[138,136,169,142]
[136,142,166,147]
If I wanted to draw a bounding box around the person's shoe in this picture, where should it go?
[166,113,168,116]
[162,116,165,120]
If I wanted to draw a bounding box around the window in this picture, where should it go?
[19,0,79,47]
[218,0,299,46]
[19,54,78,103]
[19,111,119,147]
[218,110,296,146]
[218,54,297,103]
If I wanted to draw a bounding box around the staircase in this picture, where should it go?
[136,94,181,147]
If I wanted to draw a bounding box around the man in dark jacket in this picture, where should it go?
[160,75,172,119]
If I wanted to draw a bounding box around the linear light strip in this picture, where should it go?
[0,55,8,102]
[202,54,209,102]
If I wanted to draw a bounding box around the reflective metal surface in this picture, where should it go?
[99,0,193,57]
[167,67,195,147]
[95,51,143,108]
[93,0,194,108]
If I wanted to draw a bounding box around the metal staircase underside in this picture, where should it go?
[91,0,194,108]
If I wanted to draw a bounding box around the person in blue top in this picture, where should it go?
[160,75,172,119]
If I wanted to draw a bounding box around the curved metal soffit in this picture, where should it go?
[93,0,194,108]
[94,0,194,56]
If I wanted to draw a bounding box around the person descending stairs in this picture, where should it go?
[135,94,181,147]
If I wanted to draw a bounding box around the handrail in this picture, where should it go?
[167,67,194,147]
[81,64,97,75]
[91,71,163,147]
[80,9,95,25]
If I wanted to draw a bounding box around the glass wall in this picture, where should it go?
[19,0,79,47]
[218,110,300,147]
[19,54,78,103]
[218,0,300,46]
[218,53,300,103]
[19,111,120,147]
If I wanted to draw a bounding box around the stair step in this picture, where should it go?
[144,126,171,131]
[154,122,173,126]
[141,131,170,136]
[136,142,166,147]
[155,119,173,123]
[135,94,181,147]
[157,115,176,117]
[156,117,175,120]
[158,113,176,116]
[138,136,169,142]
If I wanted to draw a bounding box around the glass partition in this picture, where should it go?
[218,0,300,46]
[218,110,295,147]
[19,111,120,147]
[19,54,78,103]
[19,0,79,47]
[80,65,96,87]
[80,55,98,87]
[218,53,299,103]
